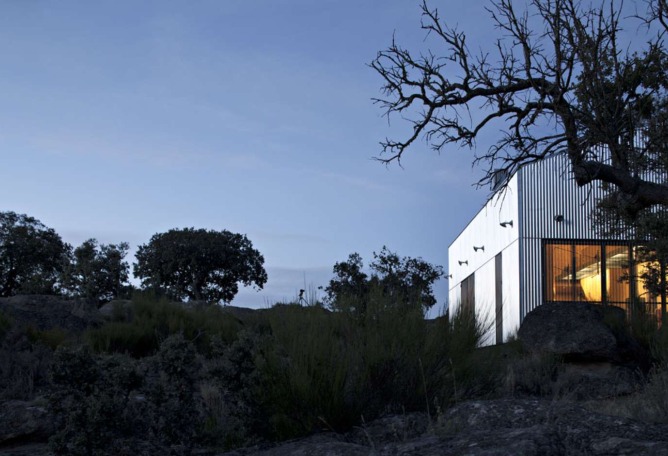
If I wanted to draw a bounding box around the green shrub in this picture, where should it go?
[241,296,493,441]
[48,346,143,455]
[49,335,208,454]
[86,294,241,357]
[144,333,203,446]
[26,327,70,350]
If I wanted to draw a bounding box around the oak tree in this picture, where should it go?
[134,228,267,304]
[325,247,443,316]
[0,211,71,296]
[371,0,668,217]
[65,239,130,303]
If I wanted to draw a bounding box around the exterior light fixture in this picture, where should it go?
[554,214,564,222]
[458,260,468,266]
[500,220,513,228]
[473,246,484,252]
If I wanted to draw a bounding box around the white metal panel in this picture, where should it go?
[474,260,496,346]
[448,174,521,335]
[502,240,521,339]
[517,154,627,318]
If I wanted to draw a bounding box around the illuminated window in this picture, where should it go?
[545,243,574,302]
[605,245,630,304]
[544,241,633,305]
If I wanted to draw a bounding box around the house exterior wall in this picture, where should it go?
[448,174,520,342]
[516,154,627,319]
[448,153,628,343]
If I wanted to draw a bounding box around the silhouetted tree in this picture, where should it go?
[65,239,130,303]
[371,0,668,217]
[134,228,267,304]
[0,211,70,296]
[325,247,443,316]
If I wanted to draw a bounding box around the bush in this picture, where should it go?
[49,335,209,454]
[86,293,241,357]
[48,346,143,455]
[238,298,493,441]
[144,334,203,446]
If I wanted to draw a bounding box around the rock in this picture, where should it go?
[99,299,134,321]
[0,295,101,332]
[0,400,54,446]
[554,362,642,399]
[0,443,50,456]
[518,302,624,362]
[434,398,668,455]
[221,400,668,455]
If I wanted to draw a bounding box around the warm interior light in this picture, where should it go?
[580,270,610,302]
[636,261,654,298]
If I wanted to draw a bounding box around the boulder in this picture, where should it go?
[0,295,100,331]
[0,400,54,446]
[0,295,102,332]
[518,302,625,362]
[99,299,134,322]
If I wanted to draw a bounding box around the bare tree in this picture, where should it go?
[371,0,668,216]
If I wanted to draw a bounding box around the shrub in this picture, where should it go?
[48,346,143,456]
[86,293,241,357]
[26,326,70,350]
[0,321,55,400]
[242,297,493,441]
[144,333,202,446]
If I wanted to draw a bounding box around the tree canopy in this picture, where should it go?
[0,211,71,297]
[133,228,267,304]
[64,239,130,303]
[372,0,668,217]
[325,247,443,316]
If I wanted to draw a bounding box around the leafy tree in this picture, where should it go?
[325,247,443,316]
[371,0,668,217]
[133,228,267,304]
[0,211,71,297]
[65,239,130,303]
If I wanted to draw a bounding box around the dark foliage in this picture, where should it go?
[325,246,443,316]
[0,211,70,296]
[63,238,130,304]
[134,227,267,304]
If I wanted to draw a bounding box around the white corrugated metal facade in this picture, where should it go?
[448,154,622,344]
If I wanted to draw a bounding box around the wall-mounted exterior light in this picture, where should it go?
[554,214,564,222]
[458,260,468,266]
[500,220,513,228]
[473,246,485,252]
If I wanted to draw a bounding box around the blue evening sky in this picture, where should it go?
[0,1,527,313]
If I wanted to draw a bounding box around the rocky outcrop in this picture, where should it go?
[517,302,626,362]
[98,299,133,321]
[0,295,101,332]
[222,400,668,456]
[0,400,54,448]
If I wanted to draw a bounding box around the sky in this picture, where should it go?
[0,0,518,314]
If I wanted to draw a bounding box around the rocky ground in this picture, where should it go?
[1,297,667,456]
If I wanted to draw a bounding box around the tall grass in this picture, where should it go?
[249,290,497,440]
[86,292,242,357]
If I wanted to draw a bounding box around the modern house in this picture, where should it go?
[448,153,665,345]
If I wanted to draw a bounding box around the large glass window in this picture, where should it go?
[575,244,603,302]
[545,241,630,305]
[545,243,574,302]
[545,240,665,322]
[606,245,630,305]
